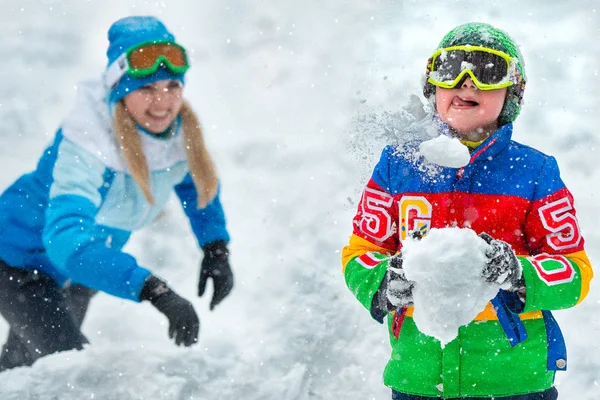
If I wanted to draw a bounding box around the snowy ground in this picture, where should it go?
[0,1,599,399]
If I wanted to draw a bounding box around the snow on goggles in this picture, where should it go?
[104,41,189,89]
[425,45,519,91]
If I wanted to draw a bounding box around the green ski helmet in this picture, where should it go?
[423,22,527,125]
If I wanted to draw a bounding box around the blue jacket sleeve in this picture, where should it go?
[43,138,151,301]
[174,173,230,248]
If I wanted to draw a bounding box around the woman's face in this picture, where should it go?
[123,80,184,134]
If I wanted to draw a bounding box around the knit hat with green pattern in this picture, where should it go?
[423,22,526,125]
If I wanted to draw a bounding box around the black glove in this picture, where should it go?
[373,254,415,315]
[479,232,524,290]
[199,240,234,310]
[140,275,200,346]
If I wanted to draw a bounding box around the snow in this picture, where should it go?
[351,94,436,147]
[0,1,599,399]
[461,61,476,73]
[418,135,470,168]
[401,228,500,347]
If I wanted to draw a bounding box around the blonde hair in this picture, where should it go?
[113,100,218,208]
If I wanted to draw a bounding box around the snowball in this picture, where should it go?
[418,135,470,168]
[401,227,499,347]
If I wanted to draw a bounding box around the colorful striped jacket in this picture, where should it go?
[342,123,592,397]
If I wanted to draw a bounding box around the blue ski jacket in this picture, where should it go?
[0,79,229,301]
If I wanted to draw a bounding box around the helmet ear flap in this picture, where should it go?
[422,55,436,100]
[499,80,526,125]
[423,81,433,98]
[516,79,526,105]
[423,80,436,110]
[422,71,436,100]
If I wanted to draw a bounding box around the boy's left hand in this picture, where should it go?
[479,232,524,290]
[386,263,415,308]
[199,240,234,310]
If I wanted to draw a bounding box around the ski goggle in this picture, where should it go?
[104,41,189,89]
[425,45,519,91]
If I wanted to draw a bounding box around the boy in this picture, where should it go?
[342,22,592,399]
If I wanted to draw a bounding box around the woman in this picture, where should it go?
[0,15,234,371]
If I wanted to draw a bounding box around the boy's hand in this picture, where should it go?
[373,254,415,315]
[479,232,524,290]
[386,257,415,308]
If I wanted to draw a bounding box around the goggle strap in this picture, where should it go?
[104,53,130,89]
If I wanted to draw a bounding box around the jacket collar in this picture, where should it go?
[467,123,513,164]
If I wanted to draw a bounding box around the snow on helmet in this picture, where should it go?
[423,22,526,125]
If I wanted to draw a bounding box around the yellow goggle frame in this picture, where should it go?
[426,45,519,91]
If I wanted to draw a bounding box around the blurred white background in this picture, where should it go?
[0,1,598,399]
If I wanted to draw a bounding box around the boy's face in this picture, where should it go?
[435,77,507,141]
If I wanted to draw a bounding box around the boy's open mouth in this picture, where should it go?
[452,96,479,107]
